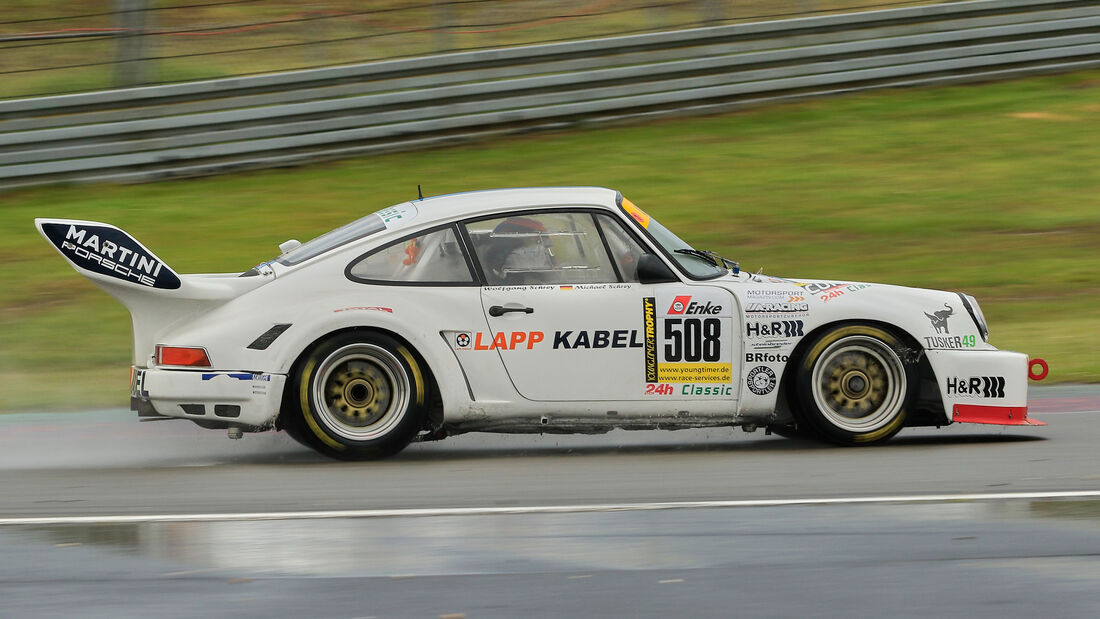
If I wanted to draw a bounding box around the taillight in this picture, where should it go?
[155,345,212,367]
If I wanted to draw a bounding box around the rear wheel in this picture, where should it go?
[284,332,428,460]
[792,324,916,445]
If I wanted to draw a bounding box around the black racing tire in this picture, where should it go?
[791,324,917,446]
[283,331,429,460]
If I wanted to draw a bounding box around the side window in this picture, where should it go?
[348,227,473,284]
[465,212,617,285]
[595,214,651,283]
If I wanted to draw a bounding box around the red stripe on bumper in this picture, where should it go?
[952,404,1046,426]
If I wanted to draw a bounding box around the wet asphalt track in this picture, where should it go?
[1,384,1098,618]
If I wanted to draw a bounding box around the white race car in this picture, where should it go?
[37,187,1047,459]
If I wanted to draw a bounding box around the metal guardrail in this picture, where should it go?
[1,0,1097,188]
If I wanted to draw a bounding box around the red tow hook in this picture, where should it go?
[1028,358,1049,381]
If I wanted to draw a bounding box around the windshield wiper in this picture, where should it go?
[674,248,740,274]
[674,248,719,267]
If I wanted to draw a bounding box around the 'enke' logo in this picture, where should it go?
[668,295,691,315]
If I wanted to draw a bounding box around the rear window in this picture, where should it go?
[275,203,418,266]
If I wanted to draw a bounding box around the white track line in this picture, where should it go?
[3,490,1100,526]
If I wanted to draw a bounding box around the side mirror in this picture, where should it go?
[636,254,678,284]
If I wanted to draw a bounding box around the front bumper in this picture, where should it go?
[924,349,1044,426]
[131,367,286,427]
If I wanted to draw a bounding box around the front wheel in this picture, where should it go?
[284,332,429,460]
[791,324,917,445]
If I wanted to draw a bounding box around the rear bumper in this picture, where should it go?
[131,367,286,427]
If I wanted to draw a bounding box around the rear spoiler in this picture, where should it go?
[36,218,275,365]
[35,218,181,290]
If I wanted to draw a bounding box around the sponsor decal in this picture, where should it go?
[746,320,804,338]
[749,341,786,351]
[621,198,651,229]
[926,303,954,334]
[746,289,793,297]
[201,373,254,381]
[667,295,722,315]
[668,295,690,314]
[658,363,732,382]
[746,366,777,396]
[455,331,545,351]
[947,376,1006,398]
[793,281,870,302]
[682,383,734,396]
[745,302,810,314]
[818,283,870,303]
[554,330,644,349]
[645,383,674,395]
[39,221,181,289]
[924,335,977,350]
[644,290,734,384]
[646,382,732,396]
[334,306,393,313]
[796,281,848,294]
[644,297,658,382]
[375,203,418,228]
[456,329,643,351]
[746,352,789,363]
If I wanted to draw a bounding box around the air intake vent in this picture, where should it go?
[180,404,206,415]
[214,405,241,418]
[247,323,292,350]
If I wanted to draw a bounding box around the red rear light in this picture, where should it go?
[156,345,211,367]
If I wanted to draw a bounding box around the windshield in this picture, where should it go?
[274,202,418,266]
[620,198,727,279]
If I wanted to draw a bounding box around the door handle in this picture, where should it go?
[489,305,534,317]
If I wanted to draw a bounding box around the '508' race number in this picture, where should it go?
[644,291,732,384]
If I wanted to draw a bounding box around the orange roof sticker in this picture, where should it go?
[621,198,651,229]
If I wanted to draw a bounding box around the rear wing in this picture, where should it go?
[36,218,181,290]
[36,218,275,365]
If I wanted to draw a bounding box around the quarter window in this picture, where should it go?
[594,214,651,283]
[348,227,473,284]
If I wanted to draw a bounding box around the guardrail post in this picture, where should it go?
[113,0,152,88]
[434,0,456,52]
[700,0,725,24]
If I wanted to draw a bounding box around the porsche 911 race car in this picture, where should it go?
[36,187,1048,459]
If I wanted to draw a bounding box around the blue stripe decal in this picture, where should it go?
[201,373,255,381]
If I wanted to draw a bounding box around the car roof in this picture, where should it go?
[404,186,621,229]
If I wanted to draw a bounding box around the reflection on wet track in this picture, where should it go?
[11,501,1100,577]
[1,385,1098,617]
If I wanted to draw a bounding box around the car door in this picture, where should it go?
[461,209,739,403]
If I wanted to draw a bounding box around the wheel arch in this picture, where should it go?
[277,324,443,432]
[778,319,939,427]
